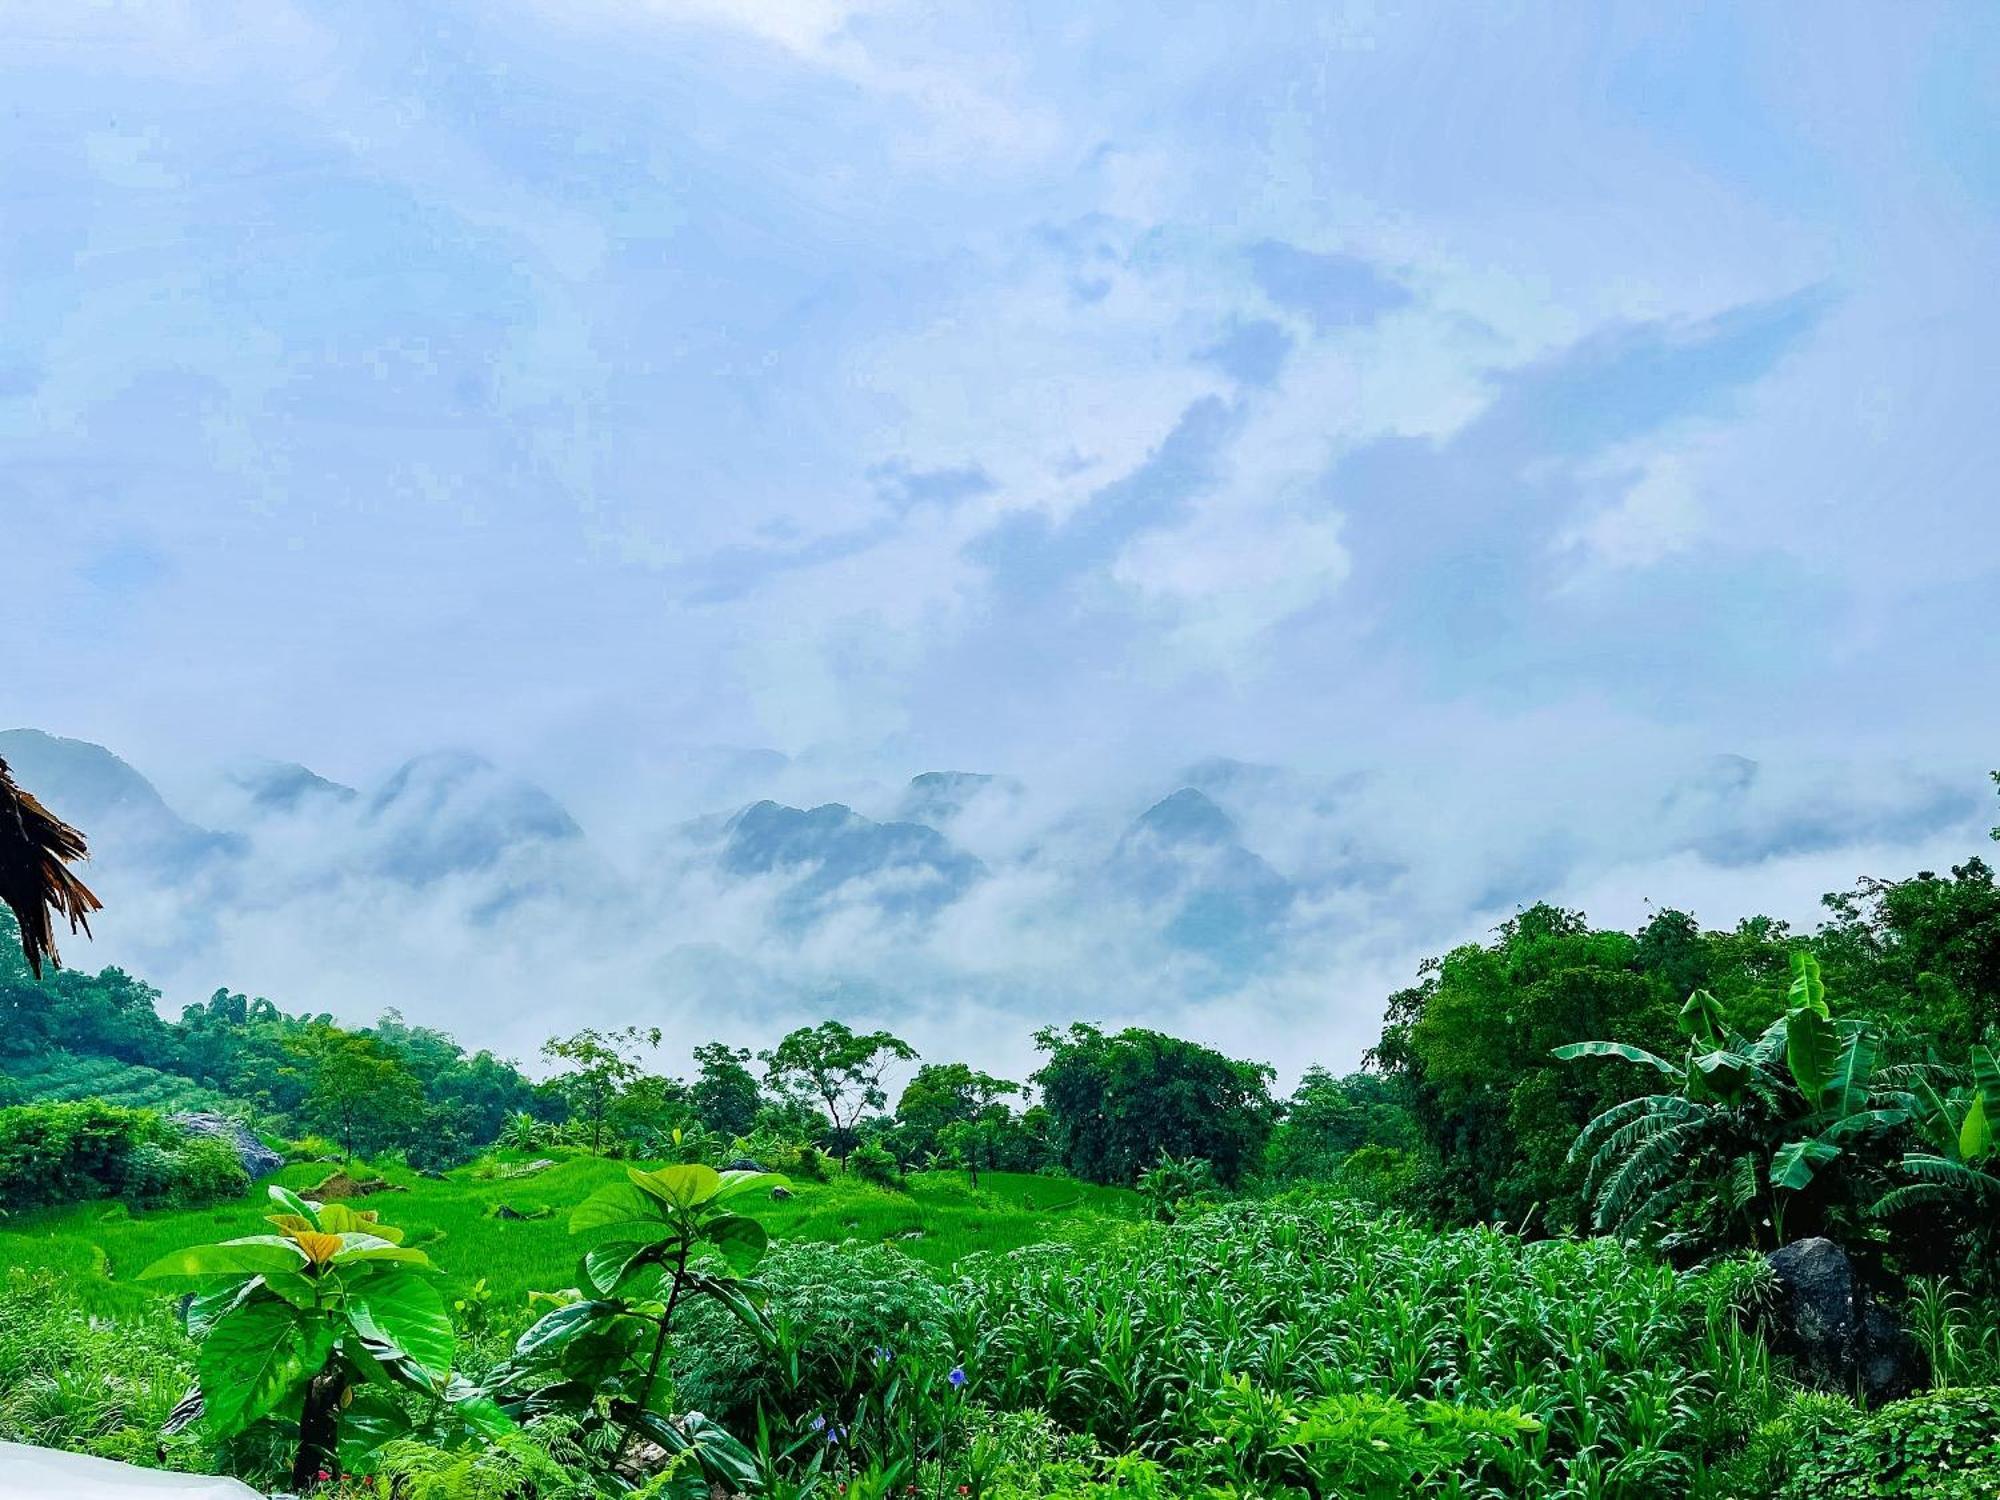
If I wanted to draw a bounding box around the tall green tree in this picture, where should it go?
[898,1062,1022,1184]
[306,1031,426,1157]
[1032,1023,1275,1187]
[759,1020,916,1169]
[542,1026,660,1155]
[690,1041,763,1140]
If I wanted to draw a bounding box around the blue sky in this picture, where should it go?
[3,3,1998,1067]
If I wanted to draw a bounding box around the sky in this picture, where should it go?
[3,2,1998,1077]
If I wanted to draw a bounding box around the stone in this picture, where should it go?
[1764,1237,1922,1404]
[492,1204,528,1220]
[166,1113,284,1181]
[723,1157,765,1173]
[769,1185,794,1201]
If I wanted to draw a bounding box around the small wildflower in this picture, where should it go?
[811,1414,827,1433]
[948,1366,967,1388]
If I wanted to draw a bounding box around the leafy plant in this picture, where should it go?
[491,1163,786,1492]
[138,1184,499,1489]
[1555,955,1910,1248]
[1135,1151,1215,1223]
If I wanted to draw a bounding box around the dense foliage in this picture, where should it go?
[0,1099,245,1210]
[1031,1023,1276,1187]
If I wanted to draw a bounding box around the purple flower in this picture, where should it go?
[811,1415,827,1433]
[872,1346,893,1365]
[948,1366,967,1389]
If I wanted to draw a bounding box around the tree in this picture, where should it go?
[0,755,101,978]
[760,1021,917,1169]
[1368,903,1718,1230]
[690,1042,763,1139]
[542,1026,660,1154]
[306,1031,426,1158]
[1556,954,1911,1252]
[898,1062,1022,1185]
[1032,1023,1275,1188]
[1265,1067,1414,1183]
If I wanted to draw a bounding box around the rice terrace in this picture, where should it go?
[4,5,1999,1498]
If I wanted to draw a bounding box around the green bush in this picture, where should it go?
[675,1240,951,1430]
[849,1139,902,1188]
[1768,1387,2000,1500]
[0,1100,248,1210]
[0,1268,209,1468]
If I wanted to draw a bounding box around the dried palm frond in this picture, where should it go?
[0,754,102,977]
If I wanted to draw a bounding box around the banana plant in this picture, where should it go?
[140,1184,500,1489]
[489,1163,786,1493]
[1556,954,1909,1247]
[1876,1044,2000,1216]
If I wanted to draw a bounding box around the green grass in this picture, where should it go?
[0,1156,1140,1316]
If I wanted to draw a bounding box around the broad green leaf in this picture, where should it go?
[628,1163,721,1209]
[267,1183,318,1227]
[347,1267,454,1384]
[1786,1005,1839,1103]
[140,1236,305,1282]
[337,1386,413,1475]
[709,1170,790,1204]
[1678,989,1726,1044]
[1551,1041,1677,1074]
[316,1204,404,1244]
[702,1213,769,1270]
[1961,1091,1993,1163]
[1771,1137,1841,1192]
[185,1283,256,1341]
[1690,1050,1752,1105]
[198,1296,329,1437]
[627,1409,762,1492]
[570,1181,668,1234]
[1824,1026,1879,1117]
[512,1299,613,1361]
[1973,1046,2000,1118]
[330,1232,431,1268]
[1821,1108,1909,1141]
[1787,951,1828,1017]
[580,1240,667,1297]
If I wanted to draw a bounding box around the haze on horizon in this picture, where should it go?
[3,3,1997,1080]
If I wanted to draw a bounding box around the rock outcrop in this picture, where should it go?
[166,1113,284,1181]
[1764,1237,1922,1404]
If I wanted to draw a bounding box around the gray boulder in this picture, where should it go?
[723,1157,765,1173]
[1764,1237,1922,1404]
[168,1113,284,1181]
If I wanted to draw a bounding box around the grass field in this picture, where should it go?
[0,1154,1142,1317]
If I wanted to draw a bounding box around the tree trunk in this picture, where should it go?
[291,1358,348,1490]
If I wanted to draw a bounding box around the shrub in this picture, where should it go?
[849,1140,903,1188]
[0,1268,208,1469]
[1769,1387,2000,1500]
[675,1240,952,1431]
[0,1100,239,1210]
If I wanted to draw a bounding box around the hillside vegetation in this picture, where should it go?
[1,775,1998,1497]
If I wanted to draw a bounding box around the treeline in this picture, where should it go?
[0,922,541,1168]
[5,774,1995,1238]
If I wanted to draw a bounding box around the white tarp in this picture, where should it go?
[0,1443,264,1499]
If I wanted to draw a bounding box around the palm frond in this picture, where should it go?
[0,755,103,978]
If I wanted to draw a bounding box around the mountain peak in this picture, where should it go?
[1132,787,1239,847]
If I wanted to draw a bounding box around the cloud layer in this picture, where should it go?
[2,3,1996,1077]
